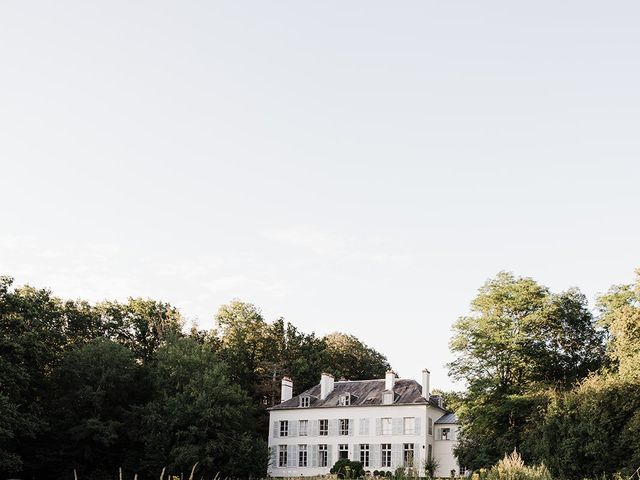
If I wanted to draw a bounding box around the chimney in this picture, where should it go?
[320,373,334,400]
[385,370,396,391]
[281,377,293,403]
[422,368,430,398]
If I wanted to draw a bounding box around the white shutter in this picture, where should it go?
[311,420,318,436]
[290,421,298,437]
[392,418,402,435]
[273,421,279,438]
[371,444,381,468]
[327,444,333,467]
[375,418,382,435]
[359,418,369,435]
[349,418,354,435]
[311,445,318,467]
[415,418,421,435]
[354,444,361,462]
[329,419,338,436]
[288,445,297,467]
[392,444,402,468]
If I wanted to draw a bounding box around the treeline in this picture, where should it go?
[0,277,390,479]
[448,270,640,479]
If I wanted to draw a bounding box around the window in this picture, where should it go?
[403,443,415,467]
[300,396,310,408]
[299,420,308,436]
[339,444,349,460]
[403,417,415,435]
[460,466,468,475]
[339,418,350,435]
[428,444,433,461]
[279,445,287,467]
[280,420,288,437]
[360,444,370,467]
[339,394,351,406]
[298,444,307,467]
[319,444,328,467]
[382,417,392,435]
[428,417,433,435]
[381,444,392,468]
[441,427,451,440]
[319,419,328,436]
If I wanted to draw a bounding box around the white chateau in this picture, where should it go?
[267,369,460,477]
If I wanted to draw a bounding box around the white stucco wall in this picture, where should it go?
[433,422,459,477]
[267,403,458,477]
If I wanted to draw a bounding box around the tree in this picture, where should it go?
[597,269,640,380]
[321,332,390,381]
[448,272,604,469]
[97,298,184,362]
[0,277,67,475]
[138,336,268,478]
[33,339,144,480]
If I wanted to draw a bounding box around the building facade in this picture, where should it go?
[267,370,460,477]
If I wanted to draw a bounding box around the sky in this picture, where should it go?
[1,1,639,391]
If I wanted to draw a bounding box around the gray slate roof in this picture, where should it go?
[435,413,458,424]
[269,379,447,411]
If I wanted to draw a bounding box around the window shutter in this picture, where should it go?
[288,445,297,467]
[311,445,318,467]
[392,444,402,468]
[371,444,381,468]
[273,421,279,438]
[375,418,382,435]
[290,421,298,437]
[415,418,421,435]
[329,419,338,436]
[392,418,402,435]
[311,420,318,436]
[414,444,420,468]
[327,444,333,466]
[349,418,354,435]
[354,444,361,461]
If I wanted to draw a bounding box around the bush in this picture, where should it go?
[330,458,365,479]
[485,450,551,480]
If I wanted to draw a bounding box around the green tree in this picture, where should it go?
[321,332,390,381]
[97,298,184,362]
[449,272,604,469]
[139,336,268,478]
[34,339,144,480]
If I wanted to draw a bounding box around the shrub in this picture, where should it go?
[485,450,551,480]
[330,458,365,479]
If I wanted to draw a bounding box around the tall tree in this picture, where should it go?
[449,272,604,469]
[138,336,268,478]
[321,332,390,381]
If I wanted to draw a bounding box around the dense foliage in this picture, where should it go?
[449,270,640,479]
[0,277,390,479]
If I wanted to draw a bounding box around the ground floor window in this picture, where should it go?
[339,444,349,460]
[360,444,370,467]
[381,444,391,468]
[278,445,287,467]
[319,444,328,467]
[403,443,414,467]
[298,444,307,467]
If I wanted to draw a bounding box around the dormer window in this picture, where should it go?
[338,394,351,406]
[300,396,310,408]
[382,391,394,405]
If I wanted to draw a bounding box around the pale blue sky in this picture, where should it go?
[1,1,639,390]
